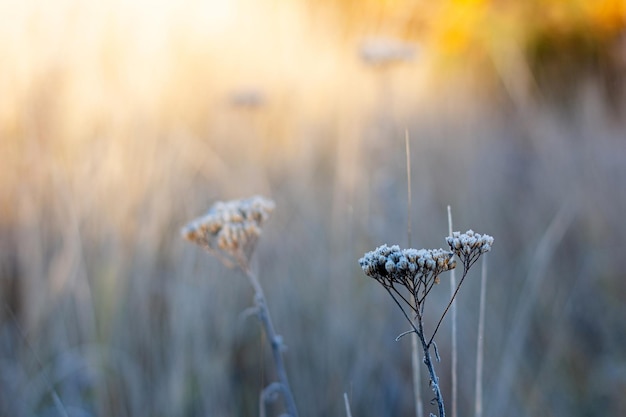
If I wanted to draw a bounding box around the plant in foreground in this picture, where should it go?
[182,196,299,417]
[359,230,493,417]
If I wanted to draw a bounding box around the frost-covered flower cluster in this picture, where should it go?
[358,230,494,417]
[359,244,455,290]
[182,196,275,265]
[446,230,494,267]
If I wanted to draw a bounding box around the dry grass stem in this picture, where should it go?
[406,131,424,417]
[447,206,458,417]
[344,392,354,417]
[475,255,488,417]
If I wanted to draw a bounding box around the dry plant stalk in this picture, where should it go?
[359,230,494,417]
[182,196,299,417]
[447,207,458,417]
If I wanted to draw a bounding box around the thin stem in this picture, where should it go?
[260,382,284,417]
[389,283,418,314]
[418,276,438,305]
[5,306,69,417]
[447,206,458,417]
[475,255,488,417]
[243,267,299,417]
[410,327,424,417]
[385,285,445,416]
[385,287,422,336]
[344,393,353,417]
[406,130,412,249]
[427,265,470,348]
[490,202,575,417]
[406,133,423,417]
[396,329,417,341]
[416,317,446,417]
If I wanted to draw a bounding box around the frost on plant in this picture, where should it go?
[359,245,455,294]
[446,230,494,269]
[181,195,275,268]
[358,231,493,417]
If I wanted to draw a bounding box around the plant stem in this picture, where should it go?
[407,131,424,417]
[475,255,487,417]
[243,267,299,417]
[344,392,353,417]
[427,266,470,348]
[385,287,444,417]
[447,206,458,417]
[410,321,425,417]
[417,317,445,417]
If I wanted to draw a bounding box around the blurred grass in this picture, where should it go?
[1,0,626,416]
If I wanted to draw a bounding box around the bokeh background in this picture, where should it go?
[1,0,626,416]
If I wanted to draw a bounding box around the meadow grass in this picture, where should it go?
[1,1,626,416]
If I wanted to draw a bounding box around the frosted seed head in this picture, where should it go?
[405,249,418,262]
[181,195,275,267]
[426,258,436,270]
[447,230,494,261]
[397,257,409,271]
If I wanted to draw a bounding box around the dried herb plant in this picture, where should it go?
[182,196,299,417]
[358,230,493,417]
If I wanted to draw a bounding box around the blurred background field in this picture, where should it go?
[1,0,626,416]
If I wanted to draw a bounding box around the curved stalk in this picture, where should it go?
[243,267,299,417]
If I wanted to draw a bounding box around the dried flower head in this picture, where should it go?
[358,229,494,416]
[359,244,455,291]
[230,88,266,109]
[182,195,275,267]
[359,37,416,67]
[446,230,494,267]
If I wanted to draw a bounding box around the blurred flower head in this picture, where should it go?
[229,88,267,109]
[182,195,275,267]
[359,37,417,68]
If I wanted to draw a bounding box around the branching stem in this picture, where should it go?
[417,315,446,417]
[386,286,446,416]
[427,265,470,348]
[242,266,299,417]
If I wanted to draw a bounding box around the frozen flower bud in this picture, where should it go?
[359,245,456,289]
[446,230,494,264]
[397,257,409,271]
[426,258,436,270]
